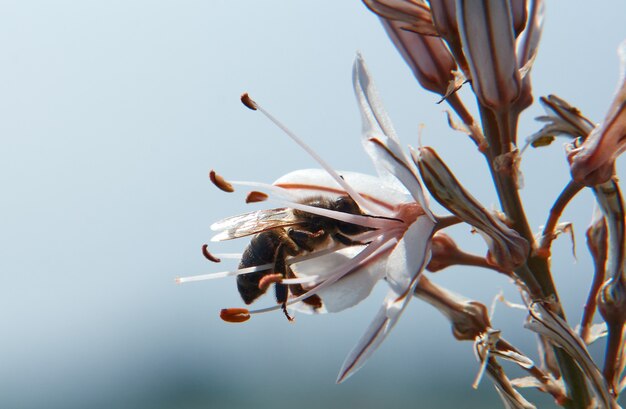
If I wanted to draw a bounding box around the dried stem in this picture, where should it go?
[538,181,584,257]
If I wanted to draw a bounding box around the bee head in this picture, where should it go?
[332,196,371,235]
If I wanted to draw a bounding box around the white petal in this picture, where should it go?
[336,287,415,383]
[385,216,434,294]
[352,55,432,215]
[291,247,387,313]
[274,168,412,214]
[353,55,412,177]
[353,53,401,150]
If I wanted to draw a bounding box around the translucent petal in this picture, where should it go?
[385,216,435,294]
[274,168,412,216]
[291,247,387,313]
[336,287,414,383]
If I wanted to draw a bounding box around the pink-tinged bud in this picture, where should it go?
[457,0,522,111]
[414,146,529,271]
[569,41,626,186]
[362,0,437,35]
[381,18,456,95]
[428,0,468,74]
[513,0,545,115]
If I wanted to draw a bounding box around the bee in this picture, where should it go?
[213,195,372,320]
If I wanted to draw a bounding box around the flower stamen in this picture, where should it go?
[240,93,379,216]
[246,191,269,203]
[202,244,221,263]
[258,273,284,291]
[220,308,251,323]
[209,170,235,193]
[176,263,273,283]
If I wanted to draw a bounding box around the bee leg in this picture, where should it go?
[273,245,294,321]
[333,232,371,246]
[284,261,323,310]
[287,228,325,252]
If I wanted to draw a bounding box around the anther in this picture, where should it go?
[202,244,221,263]
[220,308,251,323]
[246,191,269,203]
[209,170,234,193]
[240,93,258,110]
[258,273,284,291]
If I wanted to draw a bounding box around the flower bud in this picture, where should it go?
[513,0,544,115]
[569,41,626,186]
[381,18,456,95]
[428,0,468,73]
[457,0,522,111]
[362,0,437,35]
[414,146,529,270]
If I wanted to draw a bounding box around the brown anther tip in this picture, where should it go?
[240,93,258,110]
[209,170,234,193]
[202,244,221,263]
[245,191,269,203]
[258,273,283,291]
[220,308,251,323]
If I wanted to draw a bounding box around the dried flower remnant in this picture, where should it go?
[180,56,437,381]
[525,302,618,408]
[569,40,626,186]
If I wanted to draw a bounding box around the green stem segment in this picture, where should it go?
[478,105,591,409]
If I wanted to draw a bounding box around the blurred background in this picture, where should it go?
[1,1,625,408]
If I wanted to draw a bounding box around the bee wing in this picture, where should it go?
[210,208,299,241]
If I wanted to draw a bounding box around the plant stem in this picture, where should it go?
[478,104,591,408]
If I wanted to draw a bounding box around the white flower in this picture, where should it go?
[178,55,436,382]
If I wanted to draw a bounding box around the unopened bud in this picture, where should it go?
[414,146,529,270]
[569,42,626,186]
[457,0,521,111]
[381,18,456,96]
[429,0,468,74]
[362,0,437,35]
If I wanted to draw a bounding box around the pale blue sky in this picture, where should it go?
[1,2,625,408]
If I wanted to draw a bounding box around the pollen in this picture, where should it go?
[245,191,269,203]
[209,170,235,193]
[258,273,283,291]
[240,93,258,110]
[220,308,251,323]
